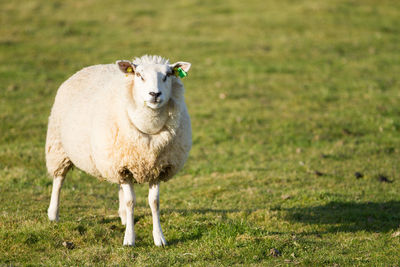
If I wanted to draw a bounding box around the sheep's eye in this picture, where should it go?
[163,71,174,82]
[136,72,144,81]
[163,71,173,82]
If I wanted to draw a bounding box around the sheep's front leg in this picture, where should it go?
[121,182,136,246]
[149,183,167,246]
[118,185,127,225]
[48,175,65,221]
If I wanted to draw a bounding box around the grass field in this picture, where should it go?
[1,0,400,265]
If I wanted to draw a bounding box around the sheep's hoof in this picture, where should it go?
[123,233,135,246]
[153,232,167,247]
[48,209,59,222]
[123,241,135,247]
[123,236,135,246]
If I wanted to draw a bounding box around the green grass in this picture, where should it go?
[1,0,400,265]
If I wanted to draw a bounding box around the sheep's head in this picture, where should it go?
[117,59,191,110]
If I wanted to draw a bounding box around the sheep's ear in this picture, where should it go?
[116,60,136,74]
[170,62,191,77]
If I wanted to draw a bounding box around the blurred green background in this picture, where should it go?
[1,0,400,265]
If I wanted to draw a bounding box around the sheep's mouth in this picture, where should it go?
[150,99,162,104]
[146,100,164,109]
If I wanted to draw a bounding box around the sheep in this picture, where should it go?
[46,55,192,246]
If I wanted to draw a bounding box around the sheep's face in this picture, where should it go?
[133,64,173,109]
[117,60,191,110]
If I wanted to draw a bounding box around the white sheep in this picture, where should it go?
[46,55,192,246]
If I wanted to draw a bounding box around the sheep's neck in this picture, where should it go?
[127,102,169,135]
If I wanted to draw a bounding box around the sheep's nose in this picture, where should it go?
[149,92,162,98]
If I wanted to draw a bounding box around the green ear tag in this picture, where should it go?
[175,67,187,78]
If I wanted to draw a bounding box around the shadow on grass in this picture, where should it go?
[167,231,204,246]
[281,201,400,233]
[162,208,242,245]
[163,208,240,215]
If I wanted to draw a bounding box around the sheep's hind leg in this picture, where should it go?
[46,151,71,222]
[48,175,66,221]
[46,118,72,222]
[121,182,136,246]
[149,183,167,247]
[118,185,127,225]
